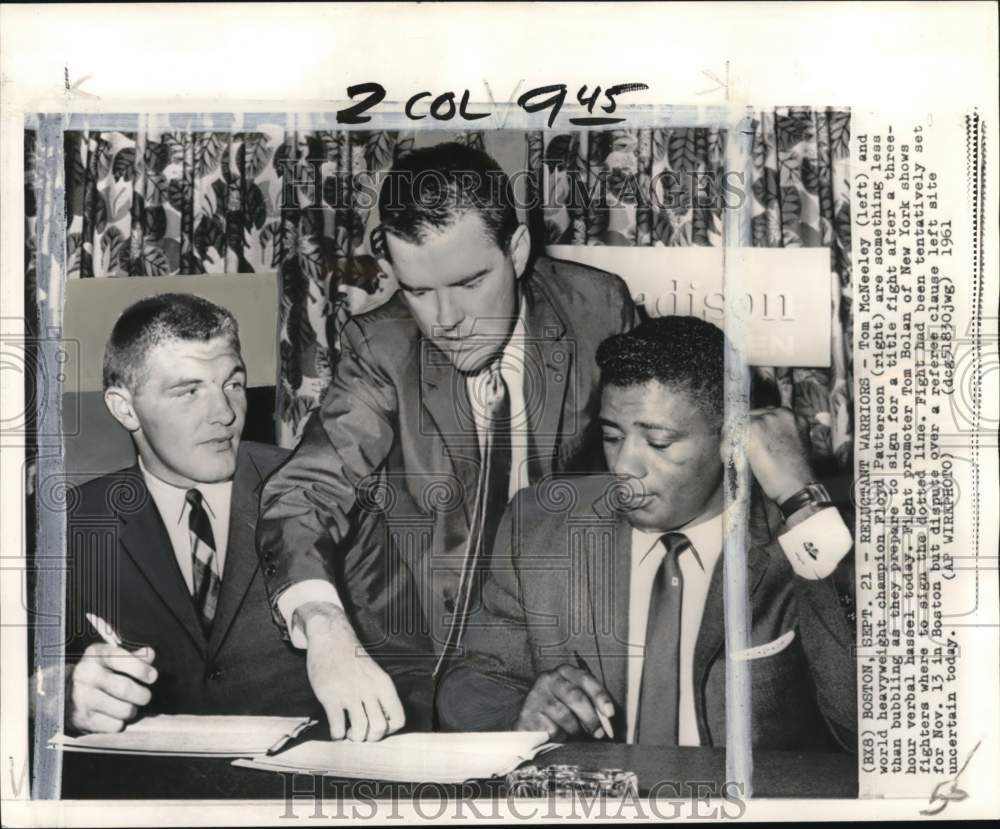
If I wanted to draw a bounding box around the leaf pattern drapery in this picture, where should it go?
[750,108,853,468]
[525,117,853,470]
[527,128,727,247]
[62,125,412,446]
[56,119,851,463]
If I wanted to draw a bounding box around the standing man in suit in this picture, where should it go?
[257,142,638,738]
[65,294,426,734]
[437,316,856,751]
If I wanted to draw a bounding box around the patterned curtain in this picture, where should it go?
[525,117,852,471]
[62,125,413,446]
[527,128,726,246]
[750,108,852,469]
[56,119,850,461]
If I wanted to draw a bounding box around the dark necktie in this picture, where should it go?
[636,531,690,745]
[436,364,513,672]
[480,364,512,562]
[186,489,221,633]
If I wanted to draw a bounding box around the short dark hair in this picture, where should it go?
[376,142,519,256]
[103,293,240,392]
[596,316,726,428]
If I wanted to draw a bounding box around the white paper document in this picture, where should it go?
[49,715,315,757]
[233,731,555,783]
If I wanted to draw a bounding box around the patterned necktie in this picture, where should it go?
[636,531,691,745]
[186,489,221,633]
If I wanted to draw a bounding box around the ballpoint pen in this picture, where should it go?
[86,612,123,648]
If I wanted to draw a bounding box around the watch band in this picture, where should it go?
[779,483,833,519]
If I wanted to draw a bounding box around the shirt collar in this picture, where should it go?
[631,502,731,574]
[137,455,232,527]
[466,294,527,384]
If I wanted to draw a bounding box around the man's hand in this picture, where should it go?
[515,664,615,741]
[69,644,157,734]
[298,601,405,742]
[744,407,814,504]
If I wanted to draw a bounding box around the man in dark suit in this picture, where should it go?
[65,293,429,734]
[437,316,856,751]
[257,142,638,739]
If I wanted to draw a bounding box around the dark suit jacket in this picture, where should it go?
[436,475,857,752]
[258,257,637,658]
[65,441,320,717]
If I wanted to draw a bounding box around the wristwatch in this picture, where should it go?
[779,483,833,519]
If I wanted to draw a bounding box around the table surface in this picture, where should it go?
[60,743,857,800]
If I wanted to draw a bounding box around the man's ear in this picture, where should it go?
[509,224,531,280]
[103,386,141,433]
[377,256,396,285]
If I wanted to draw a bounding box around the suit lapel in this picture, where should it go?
[419,340,477,526]
[584,488,632,717]
[206,449,263,658]
[117,467,207,655]
[522,270,571,477]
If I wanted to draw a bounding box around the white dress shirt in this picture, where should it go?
[625,505,851,745]
[465,311,530,501]
[137,457,231,593]
[279,303,532,648]
[626,512,724,746]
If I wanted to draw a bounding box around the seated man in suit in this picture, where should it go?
[257,141,637,738]
[437,316,856,751]
[65,293,429,735]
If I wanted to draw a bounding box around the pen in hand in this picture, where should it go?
[86,611,156,671]
[573,650,615,740]
[73,614,157,734]
[86,613,123,648]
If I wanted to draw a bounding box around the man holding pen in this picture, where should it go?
[64,293,430,735]
[437,317,857,750]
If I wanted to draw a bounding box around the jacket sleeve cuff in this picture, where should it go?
[276,580,344,649]
[777,506,852,580]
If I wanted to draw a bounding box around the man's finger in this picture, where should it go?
[97,647,158,685]
[84,710,127,734]
[379,679,406,735]
[346,700,368,742]
[362,697,389,742]
[134,646,157,664]
[89,689,138,722]
[541,693,583,736]
[535,711,568,743]
[326,702,347,741]
[71,657,102,686]
[97,671,153,707]
[556,665,615,717]
[549,676,601,735]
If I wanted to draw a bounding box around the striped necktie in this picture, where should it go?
[636,531,691,745]
[186,488,221,633]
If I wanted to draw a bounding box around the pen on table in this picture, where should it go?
[86,613,123,648]
[573,650,615,740]
[266,719,320,756]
